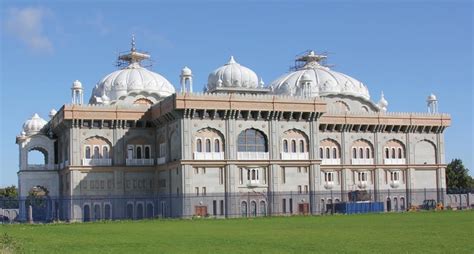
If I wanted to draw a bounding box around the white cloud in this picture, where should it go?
[5,7,53,53]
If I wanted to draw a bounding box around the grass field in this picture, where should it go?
[1,211,473,254]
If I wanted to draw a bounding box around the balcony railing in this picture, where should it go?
[237,152,269,160]
[126,158,155,166]
[157,157,166,165]
[351,158,374,165]
[384,158,406,165]
[194,152,225,160]
[82,158,112,166]
[321,158,341,165]
[281,152,309,160]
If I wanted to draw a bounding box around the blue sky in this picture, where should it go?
[0,1,472,187]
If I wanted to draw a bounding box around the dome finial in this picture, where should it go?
[228,56,236,64]
[131,34,136,52]
[378,91,388,112]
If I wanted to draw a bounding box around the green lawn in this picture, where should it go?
[1,211,473,254]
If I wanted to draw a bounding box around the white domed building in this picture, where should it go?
[89,38,175,105]
[15,40,452,222]
[206,56,268,94]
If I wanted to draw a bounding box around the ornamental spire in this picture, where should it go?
[117,35,150,68]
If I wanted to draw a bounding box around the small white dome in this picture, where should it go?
[378,92,388,108]
[48,109,57,119]
[207,56,259,91]
[22,113,48,135]
[427,93,437,101]
[181,66,192,76]
[72,80,82,89]
[270,51,370,100]
[90,64,175,104]
[300,72,312,82]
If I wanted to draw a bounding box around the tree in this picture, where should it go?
[446,159,472,192]
[0,185,18,209]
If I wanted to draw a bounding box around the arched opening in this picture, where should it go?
[104,204,111,220]
[241,201,248,217]
[299,140,305,153]
[260,201,266,216]
[321,199,326,213]
[85,146,91,159]
[83,205,90,222]
[94,204,101,221]
[291,140,297,153]
[386,198,392,212]
[146,203,154,218]
[136,146,142,159]
[237,129,268,152]
[93,146,100,159]
[251,201,257,217]
[144,146,150,159]
[283,140,289,153]
[214,139,220,152]
[319,148,324,159]
[126,204,134,219]
[136,203,144,219]
[400,197,405,211]
[205,139,211,153]
[196,139,202,152]
[28,148,48,165]
[394,197,398,212]
[102,146,109,159]
[326,148,330,159]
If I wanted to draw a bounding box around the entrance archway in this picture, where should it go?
[386,197,392,212]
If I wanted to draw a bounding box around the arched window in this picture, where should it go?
[320,148,324,159]
[126,204,133,219]
[251,201,257,217]
[385,148,389,159]
[260,201,266,216]
[136,203,144,220]
[83,205,90,222]
[241,201,248,217]
[326,148,330,159]
[104,204,111,220]
[94,146,100,159]
[391,148,396,159]
[398,148,403,159]
[136,146,142,159]
[85,146,91,159]
[102,146,109,159]
[353,148,357,159]
[252,170,256,180]
[94,204,101,221]
[144,146,150,159]
[359,148,364,159]
[299,140,305,153]
[366,148,371,159]
[205,139,211,153]
[214,139,220,153]
[147,203,154,218]
[196,139,202,152]
[332,147,337,159]
[237,129,267,152]
[291,140,297,153]
[283,140,289,153]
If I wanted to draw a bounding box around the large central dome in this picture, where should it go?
[90,38,175,105]
[270,51,370,100]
